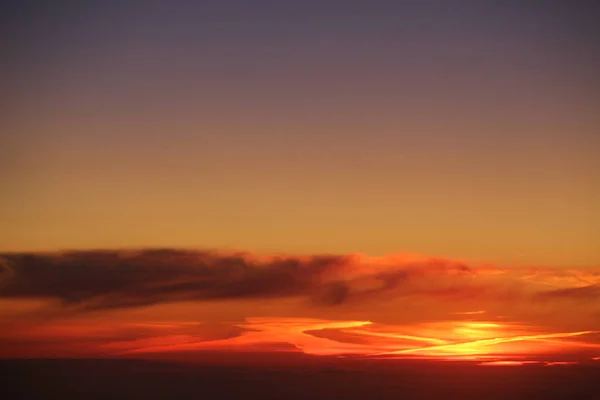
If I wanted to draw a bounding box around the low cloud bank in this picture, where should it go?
[0,249,598,311]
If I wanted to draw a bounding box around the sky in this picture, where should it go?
[2,0,599,266]
[1,1,599,366]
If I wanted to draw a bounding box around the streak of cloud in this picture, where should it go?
[115,317,600,363]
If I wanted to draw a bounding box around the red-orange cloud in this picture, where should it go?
[1,249,599,363]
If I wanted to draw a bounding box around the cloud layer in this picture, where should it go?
[0,249,349,310]
[0,249,598,313]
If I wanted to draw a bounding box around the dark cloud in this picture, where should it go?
[312,282,350,306]
[0,249,482,311]
[0,257,13,279]
[0,249,349,311]
[2,249,595,313]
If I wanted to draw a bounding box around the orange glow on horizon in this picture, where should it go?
[479,361,532,366]
[96,317,600,364]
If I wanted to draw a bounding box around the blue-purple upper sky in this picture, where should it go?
[3,1,599,265]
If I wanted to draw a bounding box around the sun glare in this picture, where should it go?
[108,316,599,365]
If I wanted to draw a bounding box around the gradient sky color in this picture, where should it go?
[2,1,599,266]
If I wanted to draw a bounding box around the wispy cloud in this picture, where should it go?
[113,317,600,363]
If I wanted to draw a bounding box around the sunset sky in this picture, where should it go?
[1,1,599,367]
